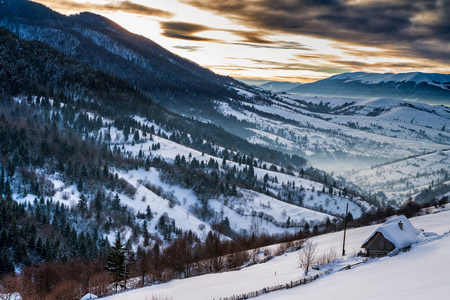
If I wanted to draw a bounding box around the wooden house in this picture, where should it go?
[361,216,420,257]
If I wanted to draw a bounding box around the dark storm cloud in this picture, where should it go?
[235,31,274,44]
[233,39,311,50]
[159,21,309,50]
[183,0,450,62]
[159,21,219,41]
[173,45,203,52]
[103,1,174,17]
[39,0,174,18]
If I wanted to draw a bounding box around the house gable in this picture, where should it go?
[362,232,395,251]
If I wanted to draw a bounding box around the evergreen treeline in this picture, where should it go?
[0,191,110,278]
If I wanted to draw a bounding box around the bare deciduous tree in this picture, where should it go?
[298,239,317,276]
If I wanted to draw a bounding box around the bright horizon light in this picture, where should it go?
[34,0,450,83]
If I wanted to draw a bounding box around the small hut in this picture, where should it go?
[361,216,420,257]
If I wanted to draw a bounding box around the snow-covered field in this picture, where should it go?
[103,210,450,300]
[347,150,450,200]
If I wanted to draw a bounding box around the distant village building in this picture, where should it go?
[361,216,420,257]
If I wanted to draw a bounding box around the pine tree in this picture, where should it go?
[106,232,127,293]
[133,130,140,142]
[304,222,310,234]
[145,205,152,220]
[112,194,121,211]
[77,194,88,214]
[0,166,4,195]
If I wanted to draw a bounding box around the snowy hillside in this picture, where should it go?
[8,94,368,245]
[96,115,368,238]
[216,90,450,175]
[214,90,450,203]
[103,209,450,300]
[347,150,450,203]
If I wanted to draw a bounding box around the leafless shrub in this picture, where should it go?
[0,274,21,300]
[262,248,273,261]
[116,178,137,197]
[227,250,250,269]
[298,240,317,276]
[275,239,305,256]
[317,247,338,268]
[90,272,112,297]
[46,279,81,300]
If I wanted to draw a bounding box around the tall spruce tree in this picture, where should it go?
[106,232,127,293]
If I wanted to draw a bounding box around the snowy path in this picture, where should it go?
[104,210,450,300]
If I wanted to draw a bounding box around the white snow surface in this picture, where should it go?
[361,216,420,250]
[103,210,450,300]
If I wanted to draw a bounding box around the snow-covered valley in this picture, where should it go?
[214,87,450,204]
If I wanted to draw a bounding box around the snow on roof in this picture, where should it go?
[362,216,420,250]
[80,294,98,300]
[0,293,22,300]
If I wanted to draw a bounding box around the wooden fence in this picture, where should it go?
[215,258,371,300]
[214,270,332,300]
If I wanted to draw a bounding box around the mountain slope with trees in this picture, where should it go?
[0,0,243,115]
[0,26,377,299]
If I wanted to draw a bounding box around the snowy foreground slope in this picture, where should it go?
[260,217,450,300]
[104,210,450,300]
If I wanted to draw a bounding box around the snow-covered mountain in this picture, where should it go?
[288,72,450,106]
[259,81,302,92]
[331,72,450,88]
[0,0,243,116]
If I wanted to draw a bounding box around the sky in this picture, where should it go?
[33,0,450,83]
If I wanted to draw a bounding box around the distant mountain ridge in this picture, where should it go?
[259,81,301,92]
[288,72,450,106]
[330,72,450,89]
